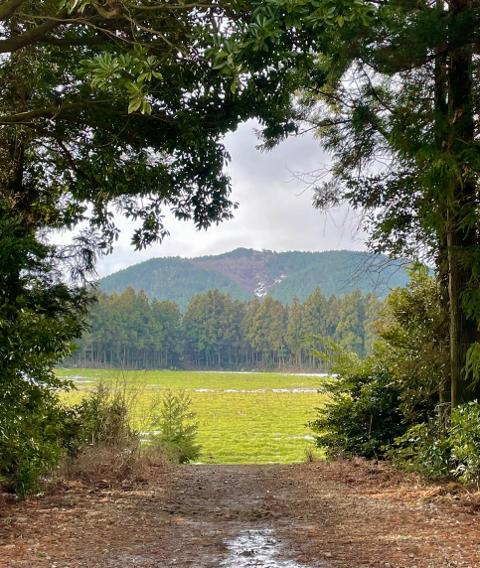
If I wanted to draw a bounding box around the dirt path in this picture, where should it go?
[1,461,480,567]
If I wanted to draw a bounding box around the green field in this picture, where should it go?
[56,369,328,464]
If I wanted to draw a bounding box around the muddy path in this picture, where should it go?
[1,461,480,567]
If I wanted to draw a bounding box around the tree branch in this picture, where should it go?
[0,101,111,124]
[0,99,176,126]
[0,15,63,53]
[0,0,27,21]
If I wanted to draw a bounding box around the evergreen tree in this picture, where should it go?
[286,298,304,368]
[335,292,366,356]
[217,0,480,405]
[70,287,382,371]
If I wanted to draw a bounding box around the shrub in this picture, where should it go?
[147,389,200,464]
[310,354,404,459]
[61,444,167,486]
[0,385,68,497]
[377,267,449,427]
[65,383,200,472]
[63,383,200,485]
[310,268,450,465]
[59,382,170,486]
[59,382,141,480]
[385,402,480,486]
[69,382,139,451]
[449,402,480,488]
[385,422,451,480]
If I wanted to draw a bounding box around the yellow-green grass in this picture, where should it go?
[56,368,328,464]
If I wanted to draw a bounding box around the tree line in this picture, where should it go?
[67,288,382,371]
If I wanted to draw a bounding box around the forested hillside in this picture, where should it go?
[67,287,382,370]
[99,249,408,309]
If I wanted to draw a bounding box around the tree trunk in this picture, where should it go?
[434,4,452,420]
[437,239,452,420]
[447,224,479,405]
[447,0,480,405]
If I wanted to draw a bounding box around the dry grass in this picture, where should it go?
[58,445,169,489]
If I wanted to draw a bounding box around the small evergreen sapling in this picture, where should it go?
[148,390,201,464]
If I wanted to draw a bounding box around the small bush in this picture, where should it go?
[147,389,200,464]
[69,382,139,452]
[310,354,404,459]
[304,446,316,463]
[62,444,137,484]
[61,444,167,487]
[62,383,200,486]
[59,381,171,486]
[385,422,451,480]
[449,402,480,488]
[59,382,138,484]
[386,402,480,486]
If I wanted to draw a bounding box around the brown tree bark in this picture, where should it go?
[446,0,480,406]
[434,2,451,417]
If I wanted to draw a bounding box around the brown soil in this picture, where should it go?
[1,460,479,567]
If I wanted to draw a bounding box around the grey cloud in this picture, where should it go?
[95,121,367,277]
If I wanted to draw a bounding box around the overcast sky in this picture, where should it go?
[94,120,367,277]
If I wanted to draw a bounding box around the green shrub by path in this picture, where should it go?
[310,356,404,460]
[57,369,327,464]
[449,402,480,487]
[148,389,201,464]
[388,402,480,487]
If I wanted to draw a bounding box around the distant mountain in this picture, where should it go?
[99,248,409,309]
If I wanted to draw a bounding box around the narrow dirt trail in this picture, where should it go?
[1,461,480,567]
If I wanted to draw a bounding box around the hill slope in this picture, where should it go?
[99,248,409,309]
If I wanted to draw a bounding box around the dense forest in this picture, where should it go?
[67,287,381,370]
[99,248,409,309]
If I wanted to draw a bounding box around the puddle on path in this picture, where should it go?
[221,528,312,568]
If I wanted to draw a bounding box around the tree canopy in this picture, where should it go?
[0,0,294,493]
[1,1,274,250]
[213,0,480,406]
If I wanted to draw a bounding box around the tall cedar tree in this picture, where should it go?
[214,0,480,406]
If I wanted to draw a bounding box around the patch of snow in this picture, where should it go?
[271,388,319,393]
[254,281,268,298]
[191,388,319,394]
[198,370,257,374]
[289,373,331,378]
[69,375,95,383]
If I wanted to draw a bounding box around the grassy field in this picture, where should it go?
[56,368,328,464]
